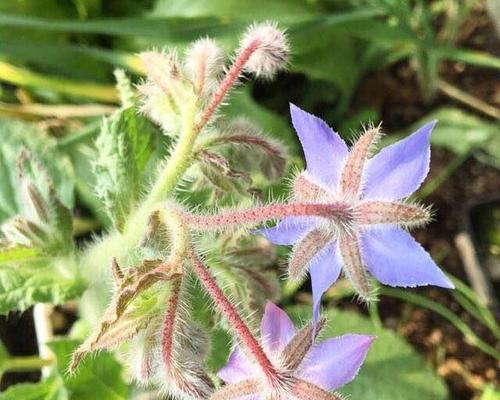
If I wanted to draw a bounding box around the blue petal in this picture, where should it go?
[300,334,375,391]
[310,240,343,323]
[260,302,296,354]
[361,227,454,288]
[362,121,435,201]
[256,217,316,245]
[217,345,254,384]
[290,103,348,189]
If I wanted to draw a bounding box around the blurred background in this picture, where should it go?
[0,1,498,399]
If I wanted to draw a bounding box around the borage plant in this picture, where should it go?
[2,21,454,400]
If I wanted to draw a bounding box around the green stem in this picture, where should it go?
[124,101,199,236]
[368,301,382,329]
[3,356,53,372]
[147,104,197,206]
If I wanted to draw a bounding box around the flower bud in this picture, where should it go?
[238,22,289,79]
[185,38,225,96]
[138,50,196,136]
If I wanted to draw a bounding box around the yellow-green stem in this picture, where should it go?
[3,356,53,372]
[126,100,198,233]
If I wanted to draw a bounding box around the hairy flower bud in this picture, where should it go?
[185,38,225,96]
[138,51,196,135]
[238,22,289,79]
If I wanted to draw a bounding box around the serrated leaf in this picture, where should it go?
[0,118,74,225]
[287,306,448,400]
[0,245,41,264]
[48,339,128,400]
[0,376,64,400]
[93,106,159,230]
[0,263,84,314]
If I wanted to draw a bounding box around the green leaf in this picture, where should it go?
[0,117,74,223]
[0,14,247,41]
[287,306,448,400]
[0,263,84,314]
[480,385,500,400]
[151,0,320,22]
[48,339,128,400]
[0,376,64,400]
[93,104,160,230]
[0,245,41,265]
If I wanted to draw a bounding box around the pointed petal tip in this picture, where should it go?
[415,120,437,139]
[438,276,455,290]
[264,300,280,314]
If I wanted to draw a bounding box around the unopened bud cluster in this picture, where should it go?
[138,22,288,136]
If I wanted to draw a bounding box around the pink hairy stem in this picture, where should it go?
[188,251,280,386]
[181,202,352,230]
[161,277,183,368]
[196,39,261,130]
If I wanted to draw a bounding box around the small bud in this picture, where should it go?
[138,50,194,135]
[239,22,289,79]
[128,322,159,384]
[114,69,136,109]
[139,51,179,91]
[185,38,225,95]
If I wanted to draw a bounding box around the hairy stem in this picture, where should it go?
[188,251,280,385]
[161,277,182,368]
[181,202,351,230]
[196,39,260,130]
[144,102,198,209]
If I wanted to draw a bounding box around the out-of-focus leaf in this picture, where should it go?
[48,339,128,400]
[0,246,41,265]
[0,61,118,103]
[0,14,246,41]
[435,46,500,70]
[292,31,361,98]
[480,385,500,400]
[151,0,320,21]
[0,376,64,400]
[0,340,9,379]
[0,263,84,314]
[0,118,74,224]
[287,306,448,400]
